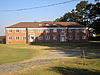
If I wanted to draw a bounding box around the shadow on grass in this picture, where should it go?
[31,42,100,52]
[30,42,100,58]
[50,66,100,75]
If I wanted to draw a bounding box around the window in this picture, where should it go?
[45,24,49,26]
[16,36,19,40]
[8,36,12,40]
[76,29,80,32]
[38,36,43,40]
[53,29,57,32]
[82,36,86,39]
[39,24,42,26]
[38,29,42,32]
[68,35,73,40]
[22,36,26,40]
[23,29,26,32]
[8,29,12,33]
[30,29,34,32]
[60,29,64,32]
[16,29,19,33]
[75,35,79,40]
[68,29,72,32]
[53,35,57,40]
[46,29,50,33]
[53,24,56,26]
[61,33,65,36]
[45,35,50,40]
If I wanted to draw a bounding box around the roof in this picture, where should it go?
[6,21,84,28]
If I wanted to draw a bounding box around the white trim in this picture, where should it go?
[6,27,87,30]
[68,28,86,29]
[28,27,68,29]
[6,28,26,30]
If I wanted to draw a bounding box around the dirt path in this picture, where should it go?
[0,49,100,74]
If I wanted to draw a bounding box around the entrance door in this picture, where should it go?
[30,35,34,42]
[60,36,66,42]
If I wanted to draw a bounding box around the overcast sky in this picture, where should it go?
[0,0,96,36]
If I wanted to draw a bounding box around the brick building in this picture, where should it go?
[6,21,88,44]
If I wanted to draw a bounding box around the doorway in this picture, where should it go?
[29,35,34,42]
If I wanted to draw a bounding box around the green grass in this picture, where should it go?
[0,44,35,64]
[31,42,100,53]
[0,43,100,75]
[0,44,50,65]
[3,58,100,75]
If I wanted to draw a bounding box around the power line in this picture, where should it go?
[0,0,77,12]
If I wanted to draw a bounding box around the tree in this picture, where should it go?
[55,1,100,34]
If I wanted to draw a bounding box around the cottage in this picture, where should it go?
[6,21,88,44]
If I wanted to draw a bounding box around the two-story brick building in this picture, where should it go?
[6,21,88,44]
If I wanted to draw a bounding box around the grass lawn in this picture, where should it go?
[3,58,100,75]
[31,42,100,53]
[0,42,100,75]
[0,44,50,65]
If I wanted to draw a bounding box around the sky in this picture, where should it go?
[0,0,96,36]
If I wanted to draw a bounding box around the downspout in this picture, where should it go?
[26,27,28,44]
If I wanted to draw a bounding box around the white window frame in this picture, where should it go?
[8,36,12,40]
[30,29,34,32]
[16,36,19,40]
[23,29,26,33]
[45,24,49,26]
[53,35,57,40]
[39,24,42,26]
[46,29,50,33]
[68,35,73,40]
[22,36,26,40]
[8,29,12,33]
[16,29,19,33]
[38,36,43,40]
[60,29,64,32]
[53,29,57,32]
[82,36,86,39]
[75,35,79,40]
[38,29,42,32]
[53,24,56,26]
[45,35,50,40]
[68,29,72,32]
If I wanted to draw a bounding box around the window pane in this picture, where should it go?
[38,36,43,40]
[16,29,19,32]
[82,36,86,39]
[46,24,49,26]
[23,29,26,32]
[45,35,50,40]
[68,29,72,32]
[22,36,26,40]
[53,35,57,40]
[39,24,42,26]
[75,35,79,40]
[69,35,72,40]
[16,36,19,40]
[8,36,12,40]
[61,29,64,32]
[30,29,34,32]
[46,29,50,33]
[53,29,57,32]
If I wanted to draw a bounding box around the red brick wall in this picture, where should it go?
[6,28,88,44]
